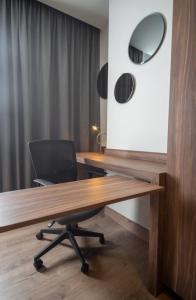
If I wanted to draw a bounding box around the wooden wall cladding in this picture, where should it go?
[163,0,196,299]
[105,148,167,164]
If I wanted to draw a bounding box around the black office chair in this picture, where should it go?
[29,140,105,274]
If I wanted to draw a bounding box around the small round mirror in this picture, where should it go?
[114,73,135,104]
[129,13,166,64]
[97,63,108,99]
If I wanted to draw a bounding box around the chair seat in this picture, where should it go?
[56,207,104,225]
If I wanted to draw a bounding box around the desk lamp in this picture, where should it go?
[91,125,106,153]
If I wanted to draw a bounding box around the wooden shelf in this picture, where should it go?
[77,152,166,182]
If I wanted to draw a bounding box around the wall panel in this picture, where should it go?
[164,0,196,298]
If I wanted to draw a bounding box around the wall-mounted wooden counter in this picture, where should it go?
[77,150,167,182]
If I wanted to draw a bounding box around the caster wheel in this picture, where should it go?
[81,263,89,274]
[99,235,105,244]
[36,232,43,240]
[34,258,44,271]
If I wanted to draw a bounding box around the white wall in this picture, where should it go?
[100,24,108,146]
[107,0,173,228]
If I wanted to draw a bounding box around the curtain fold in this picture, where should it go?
[0,0,100,192]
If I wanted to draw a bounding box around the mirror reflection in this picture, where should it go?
[129,13,165,64]
[114,73,135,104]
[97,63,108,99]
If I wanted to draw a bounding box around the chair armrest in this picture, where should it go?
[33,179,54,186]
[88,170,107,178]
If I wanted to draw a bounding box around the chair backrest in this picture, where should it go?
[29,140,77,183]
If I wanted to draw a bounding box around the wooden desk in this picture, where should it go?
[0,176,162,233]
[77,151,167,296]
[0,175,163,296]
[76,152,166,182]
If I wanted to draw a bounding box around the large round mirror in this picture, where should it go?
[114,73,135,104]
[129,13,166,64]
[97,63,108,99]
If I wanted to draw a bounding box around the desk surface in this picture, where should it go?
[0,175,163,233]
[77,152,167,181]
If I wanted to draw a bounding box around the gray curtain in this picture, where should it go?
[0,0,100,192]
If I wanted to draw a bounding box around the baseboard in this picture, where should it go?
[104,207,149,243]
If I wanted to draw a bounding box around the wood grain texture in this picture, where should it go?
[77,152,166,181]
[0,215,174,300]
[77,152,167,295]
[0,175,163,233]
[149,173,166,296]
[164,0,196,299]
[105,148,167,164]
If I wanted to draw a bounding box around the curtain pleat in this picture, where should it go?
[0,0,100,192]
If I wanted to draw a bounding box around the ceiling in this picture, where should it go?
[37,0,109,29]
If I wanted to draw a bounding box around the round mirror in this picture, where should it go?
[97,63,108,99]
[114,73,135,104]
[129,13,166,64]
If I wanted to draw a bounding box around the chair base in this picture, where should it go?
[34,224,105,274]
